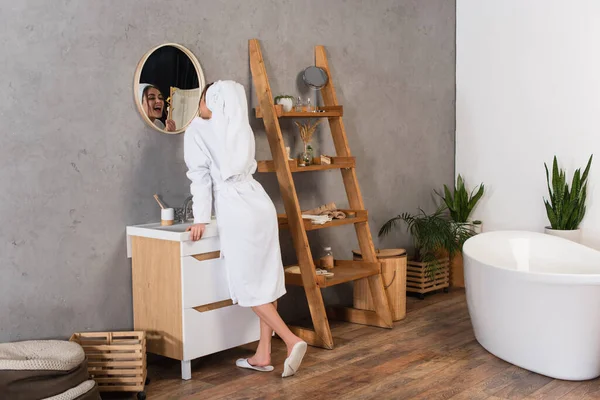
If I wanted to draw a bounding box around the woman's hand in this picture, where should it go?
[165,119,176,132]
[186,223,206,241]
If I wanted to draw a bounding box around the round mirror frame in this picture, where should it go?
[133,43,205,135]
[302,66,329,90]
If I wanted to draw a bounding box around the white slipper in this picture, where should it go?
[235,358,274,372]
[282,341,308,378]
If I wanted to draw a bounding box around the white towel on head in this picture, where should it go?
[205,80,255,181]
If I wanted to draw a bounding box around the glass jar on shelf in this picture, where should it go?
[298,142,313,167]
[320,246,334,270]
[295,97,303,112]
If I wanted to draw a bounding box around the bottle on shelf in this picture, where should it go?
[295,96,303,112]
[320,246,334,270]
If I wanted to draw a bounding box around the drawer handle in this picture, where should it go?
[192,251,221,262]
[193,299,233,313]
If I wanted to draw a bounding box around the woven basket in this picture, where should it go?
[406,258,450,298]
[69,331,146,394]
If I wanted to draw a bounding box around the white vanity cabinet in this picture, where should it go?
[126,222,260,380]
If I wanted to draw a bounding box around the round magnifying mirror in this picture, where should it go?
[134,43,205,134]
[302,66,329,90]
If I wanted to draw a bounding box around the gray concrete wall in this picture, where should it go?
[0,0,456,341]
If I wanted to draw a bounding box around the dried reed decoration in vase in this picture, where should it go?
[295,120,323,167]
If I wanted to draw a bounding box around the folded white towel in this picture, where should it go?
[301,214,332,225]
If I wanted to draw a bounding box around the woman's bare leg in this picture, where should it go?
[251,301,304,357]
[248,302,276,367]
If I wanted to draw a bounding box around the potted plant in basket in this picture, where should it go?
[435,174,485,287]
[379,206,473,299]
[543,154,593,243]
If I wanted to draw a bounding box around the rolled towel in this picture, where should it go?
[303,202,337,215]
[331,210,346,219]
[318,210,346,219]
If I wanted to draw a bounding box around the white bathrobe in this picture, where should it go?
[183,80,286,307]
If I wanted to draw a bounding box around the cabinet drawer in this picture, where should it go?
[181,235,220,257]
[181,255,230,308]
[182,306,260,360]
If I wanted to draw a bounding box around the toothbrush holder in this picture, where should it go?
[161,208,174,226]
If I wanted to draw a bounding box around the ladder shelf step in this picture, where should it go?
[257,157,355,173]
[255,105,343,119]
[284,260,381,288]
[277,209,367,231]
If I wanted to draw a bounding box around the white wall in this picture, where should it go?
[456,0,600,249]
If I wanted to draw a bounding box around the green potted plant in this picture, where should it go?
[274,95,295,112]
[435,175,484,287]
[379,206,473,299]
[436,174,485,229]
[543,154,593,243]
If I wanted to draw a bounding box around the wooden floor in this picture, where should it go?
[107,290,600,399]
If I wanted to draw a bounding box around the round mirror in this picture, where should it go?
[134,43,205,134]
[302,66,329,90]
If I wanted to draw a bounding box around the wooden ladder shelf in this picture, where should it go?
[249,39,393,349]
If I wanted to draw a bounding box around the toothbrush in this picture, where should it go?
[153,194,166,209]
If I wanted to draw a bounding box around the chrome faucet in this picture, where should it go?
[182,195,193,223]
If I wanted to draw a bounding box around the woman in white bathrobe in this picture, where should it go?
[184,80,307,377]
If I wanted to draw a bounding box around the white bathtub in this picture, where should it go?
[463,230,600,381]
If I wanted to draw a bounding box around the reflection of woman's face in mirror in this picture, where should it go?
[143,87,164,121]
[136,44,204,133]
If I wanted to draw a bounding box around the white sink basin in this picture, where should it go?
[155,222,195,232]
[126,217,220,258]
[127,220,218,240]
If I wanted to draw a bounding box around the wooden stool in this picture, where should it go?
[352,249,407,321]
